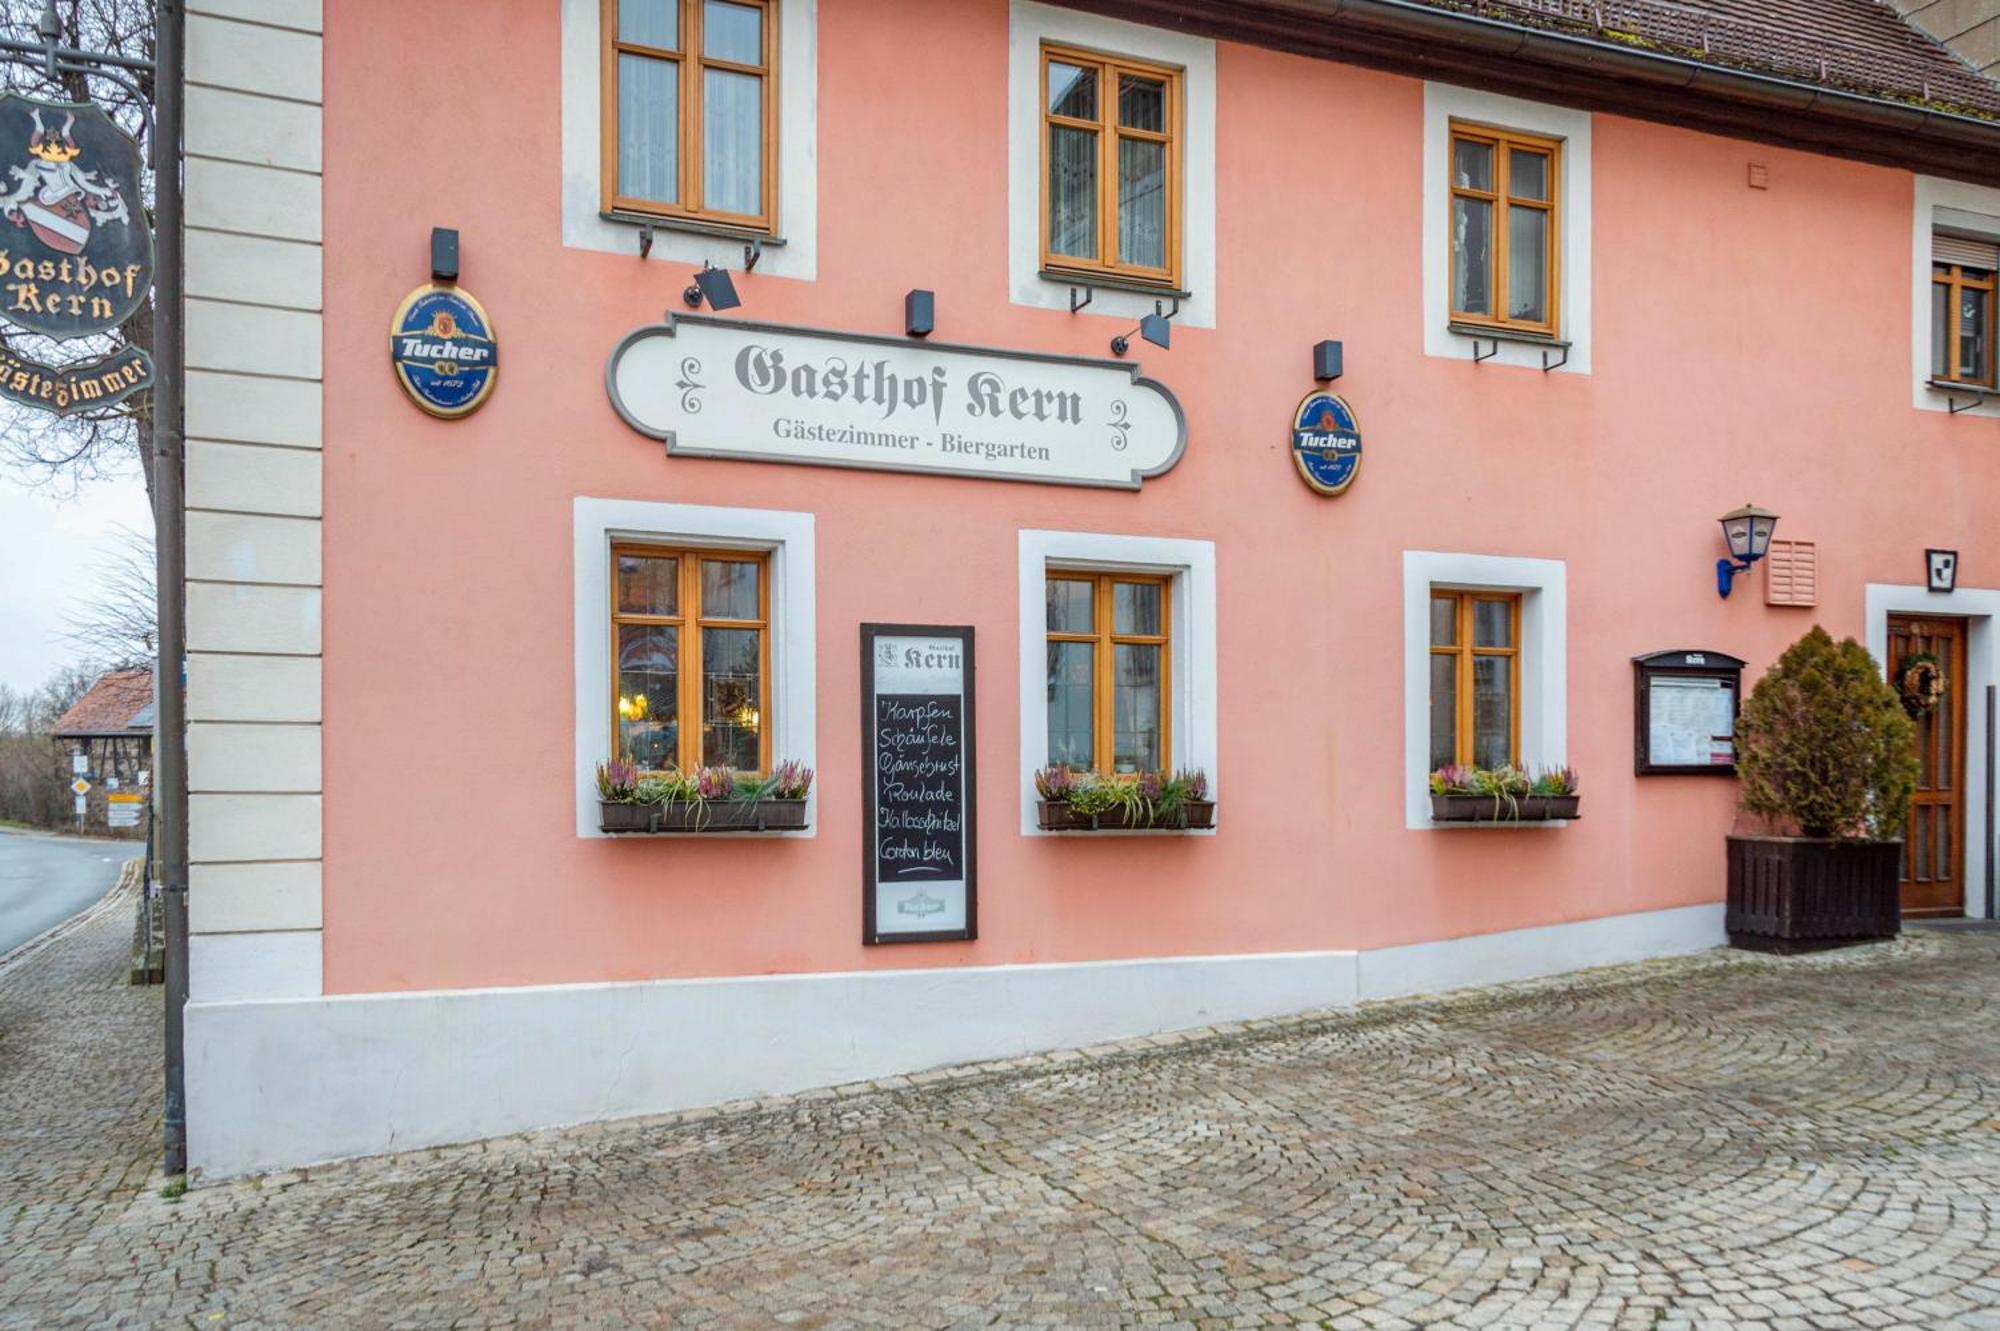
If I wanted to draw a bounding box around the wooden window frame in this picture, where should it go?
[1448,121,1561,338]
[600,0,779,233]
[1429,591,1522,769]
[611,543,773,776]
[1045,570,1173,774]
[1933,261,1997,388]
[1039,42,1184,289]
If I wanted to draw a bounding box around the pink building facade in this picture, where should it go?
[180,0,2000,1177]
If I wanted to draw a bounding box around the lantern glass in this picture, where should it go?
[1718,504,1779,563]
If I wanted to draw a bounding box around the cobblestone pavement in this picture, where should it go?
[3,914,1998,1330]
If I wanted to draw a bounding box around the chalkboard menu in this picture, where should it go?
[1634,650,1747,775]
[862,624,976,944]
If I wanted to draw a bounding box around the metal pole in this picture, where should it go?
[152,0,188,1179]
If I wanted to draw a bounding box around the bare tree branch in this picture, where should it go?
[60,520,153,669]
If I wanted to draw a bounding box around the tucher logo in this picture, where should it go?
[0,93,149,341]
[1291,390,1362,496]
[389,283,498,418]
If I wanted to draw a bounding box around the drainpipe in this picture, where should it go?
[153,0,188,1179]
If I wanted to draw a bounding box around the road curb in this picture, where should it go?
[0,857,142,977]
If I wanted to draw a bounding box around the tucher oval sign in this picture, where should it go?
[390,284,498,418]
[607,315,1186,490]
[1291,390,1362,496]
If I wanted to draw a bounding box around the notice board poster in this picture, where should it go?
[1647,676,1736,768]
[862,624,975,944]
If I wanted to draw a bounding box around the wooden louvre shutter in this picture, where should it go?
[1934,233,2000,270]
[1764,539,1817,608]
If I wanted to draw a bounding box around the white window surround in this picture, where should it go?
[1017,530,1218,835]
[1402,551,1568,829]
[1421,83,1592,375]
[1007,2,1217,329]
[1909,175,2000,419]
[1866,583,1997,919]
[573,497,817,838]
[559,0,819,281]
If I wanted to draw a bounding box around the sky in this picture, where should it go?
[0,466,153,695]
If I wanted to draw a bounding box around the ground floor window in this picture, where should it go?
[1045,570,1171,773]
[1429,590,1520,770]
[612,543,770,773]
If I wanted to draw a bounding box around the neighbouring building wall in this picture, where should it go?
[181,0,325,1003]
[1893,0,2000,77]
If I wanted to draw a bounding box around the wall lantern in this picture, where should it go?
[905,289,935,338]
[1312,340,1343,382]
[1715,503,1780,598]
[683,261,741,312]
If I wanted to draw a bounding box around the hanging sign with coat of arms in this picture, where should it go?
[0,92,155,415]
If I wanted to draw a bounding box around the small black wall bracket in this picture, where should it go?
[1068,285,1093,314]
[638,223,656,259]
[1470,338,1498,364]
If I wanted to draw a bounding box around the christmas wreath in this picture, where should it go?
[1896,651,1946,718]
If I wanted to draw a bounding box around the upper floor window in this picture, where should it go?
[1046,570,1171,773]
[602,0,776,232]
[1932,235,1997,388]
[1449,122,1560,336]
[1041,44,1182,289]
[1429,590,1520,770]
[613,544,770,774]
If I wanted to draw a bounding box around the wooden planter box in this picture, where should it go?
[1036,800,1215,831]
[1429,794,1580,823]
[598,799,809,834]
[1725,835,1901,953]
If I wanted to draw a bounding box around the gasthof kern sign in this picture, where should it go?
[607,315,1187,489]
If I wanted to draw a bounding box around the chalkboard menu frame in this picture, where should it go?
[861,623,977,945]
[1634,649,1748,776]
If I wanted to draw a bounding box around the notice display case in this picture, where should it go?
[1634,650,1747,775]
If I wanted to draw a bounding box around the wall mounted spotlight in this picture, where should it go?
[1111,312,1171,357]
[905,289,935,338]
[430,227,460,283]
[1312,340,1343,382]
[1715,502,1780,598]
[683,261,742,311]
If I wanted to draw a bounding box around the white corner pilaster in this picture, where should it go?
[182,2,324,1001]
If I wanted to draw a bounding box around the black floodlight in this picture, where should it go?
[430,227,459,283]
[1111,311,1172,358]
[684,261,741,312]
[1313,340,1343,382]
[905,289,935,338]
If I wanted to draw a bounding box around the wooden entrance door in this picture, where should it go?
[1888,615,1967,917]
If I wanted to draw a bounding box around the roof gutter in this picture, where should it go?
[1062,0,2000,184]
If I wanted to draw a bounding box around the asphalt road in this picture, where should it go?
[0,829,129,956]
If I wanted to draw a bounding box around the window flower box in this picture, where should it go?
[1031,766,1213,833]
[1036,799,1215,832]
[1428,764,1579,824]
[598,798,809,834]
[595,759,812,835]
[1429,793,1579,823]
